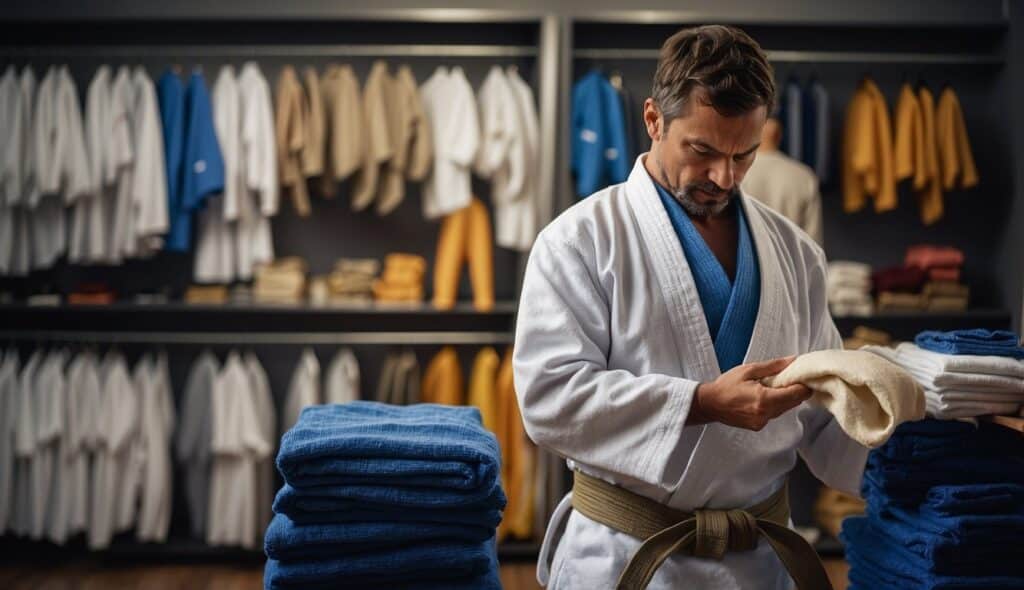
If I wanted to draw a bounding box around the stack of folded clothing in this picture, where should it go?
[255,258,308,304]
[843,325,892,350]
[373,254,427,304]
[265,402,505,590]
[864,330,1024,419]
[827,261,873,316]
[325,258,380,304]
[872,264,928,311]
[67,282,117,305]
[842,419,1024,590]
[906,245,969,312]
[814,487,865,539]
[185,284,229,304]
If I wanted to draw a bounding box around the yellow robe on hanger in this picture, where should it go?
[496,346,535,541]
[843,79,896,214]
[300,67,325,179]
[467,347,500,434]
[421,346,464,405]
[432,197,495,312]
[893,83,926,189]
[841,84,872,213]
[351,60,394,212]
[917,87,944,225]
[936,86,979,192]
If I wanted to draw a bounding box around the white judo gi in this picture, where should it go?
[513,155,869,589]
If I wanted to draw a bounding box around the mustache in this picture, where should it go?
[686,181,732,197]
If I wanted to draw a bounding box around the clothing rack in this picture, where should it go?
[0,44,538,58]
[0,330,514,345]
[573,48,1005,64]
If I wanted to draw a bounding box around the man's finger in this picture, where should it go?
[764,383,813,413]
[745,356,797,380]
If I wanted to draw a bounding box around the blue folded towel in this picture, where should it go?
[272,482,505,527]
[263,535,501,590]
[843,516,1024,585]
[923,484,1024,516]
[875,420,1024,464]
[862,453,1024,507]
[277,402,503,493]
[915,329,1024,359]
[264,512,495,561]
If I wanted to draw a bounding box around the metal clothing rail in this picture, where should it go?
[573,48,1004,65]
[0,330,515,345]
[0,44,538,58]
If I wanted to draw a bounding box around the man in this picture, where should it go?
[513,25,868,589]
[741,117,824,246]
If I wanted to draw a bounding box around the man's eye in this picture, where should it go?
[691,146,710,156]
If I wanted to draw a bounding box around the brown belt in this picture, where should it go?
[571,470,833,590]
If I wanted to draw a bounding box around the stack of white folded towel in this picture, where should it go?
[827,261,873,317]
[864,342,1024,419]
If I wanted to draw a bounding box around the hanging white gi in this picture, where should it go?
[513,155,869,589]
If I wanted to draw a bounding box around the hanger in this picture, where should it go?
[609,69,624,91]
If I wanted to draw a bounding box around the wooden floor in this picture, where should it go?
[0,560,848,589]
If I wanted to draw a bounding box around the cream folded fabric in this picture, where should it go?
[924,394,1019,419]
[762,349,925,448]
[828,261,872,278]
[828,287,873,305]
[830,301,874,317]
[864,343,1024,393]
[852,326,892,346]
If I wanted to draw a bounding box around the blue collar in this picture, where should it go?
[652,180,761,372]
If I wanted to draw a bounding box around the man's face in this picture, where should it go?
[644,92,766,217]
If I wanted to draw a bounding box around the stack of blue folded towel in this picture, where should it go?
[915,329,1024,359]
[263,401,507,590]
[842,419,1024,589]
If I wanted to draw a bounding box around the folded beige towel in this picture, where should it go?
[762,349,925,448]
[927,295,969,312]
[852,326,892,346]
[877,291,926,311]
[923,280,969,299]
[335,258,380,276]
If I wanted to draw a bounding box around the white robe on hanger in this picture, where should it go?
[0,352,20,533]
[5,69,37,276]
[245,352,277,547]
[514,156,869,590]
[137,352,176,542]
[0,67,22,274]
[419,66,479,219]
[89,352,135,550]
[325,347,360,404]
[12,350,44,537]
[65,350,101,537]
[33,350,66,542]
[282,348,321,433]
[71,65,118,264]
[500,67,541,252]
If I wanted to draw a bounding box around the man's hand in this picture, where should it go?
[687,356,812,430]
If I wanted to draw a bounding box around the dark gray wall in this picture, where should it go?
[1003,1,1024,333]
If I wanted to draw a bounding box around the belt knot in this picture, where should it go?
[693,508,759,559]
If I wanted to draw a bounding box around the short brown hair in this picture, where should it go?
[652,25,775,123]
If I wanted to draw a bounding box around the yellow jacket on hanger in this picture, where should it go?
[843,78,896,213]
[300,67,325,179]
[917,87,944,224]
[275,66,311,216]
[467,347,500,434]
[496,346,535,541]
[893,83,926,190]
[421,346,464,405]
[376,66,433,216]
[936,86,979,192]
[433,197,495,312]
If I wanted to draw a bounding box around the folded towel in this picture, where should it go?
[827,287,873,305]
[853,326,892,345]
[761,349,925,447]
[865,344,1024,393]
[872,265,928,293]
[830,301,874,317]
[873,419,1024,464]
[264,536,500,590]
[891,342,1024,379]
[843,517,1024,585]
[923,281,970,299]
[929,266,961,282]
[877,291,926,310]
[334,257,380,276]
[827,276,871,294]
[905,245,965,270]
[923,484,1024,516]
[927,296,969,312]
[828,261,872,278]
[272,482,505,527]
[916,329,1024,359]
[263,513,493,561]
[925,395,1020,419]
[277,402,502,491]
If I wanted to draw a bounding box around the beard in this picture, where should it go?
[671,181,738,217]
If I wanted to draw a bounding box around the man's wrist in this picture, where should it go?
[687,382,715,425]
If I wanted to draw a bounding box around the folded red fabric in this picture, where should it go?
[905,245,965,270]
[872,266,928,294]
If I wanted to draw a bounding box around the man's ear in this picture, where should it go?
[643,98,661,142]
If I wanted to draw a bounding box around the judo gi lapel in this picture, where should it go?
[623,157,719,383]
[737,193,784,366]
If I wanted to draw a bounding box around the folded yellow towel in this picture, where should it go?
[385,253,427,274]
[877,291,926,311]
[927,295,969,312]
[334,258,380,276]
[922,281,969,299]
[762,349,925,448]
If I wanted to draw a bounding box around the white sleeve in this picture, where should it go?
[245,74,278,218]
[445,74,480,169]
[472,69,509,178]
[132,75,168,240]
[513,235,699,490]
[32,72,53,203]
[2,76,24,205]
[797,247,869,496]
[60,73,92,203]
[214,68,240,222]
[84,71,107,195]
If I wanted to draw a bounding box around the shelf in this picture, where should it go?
[833,308,1012,342]
[0,301,519,336]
